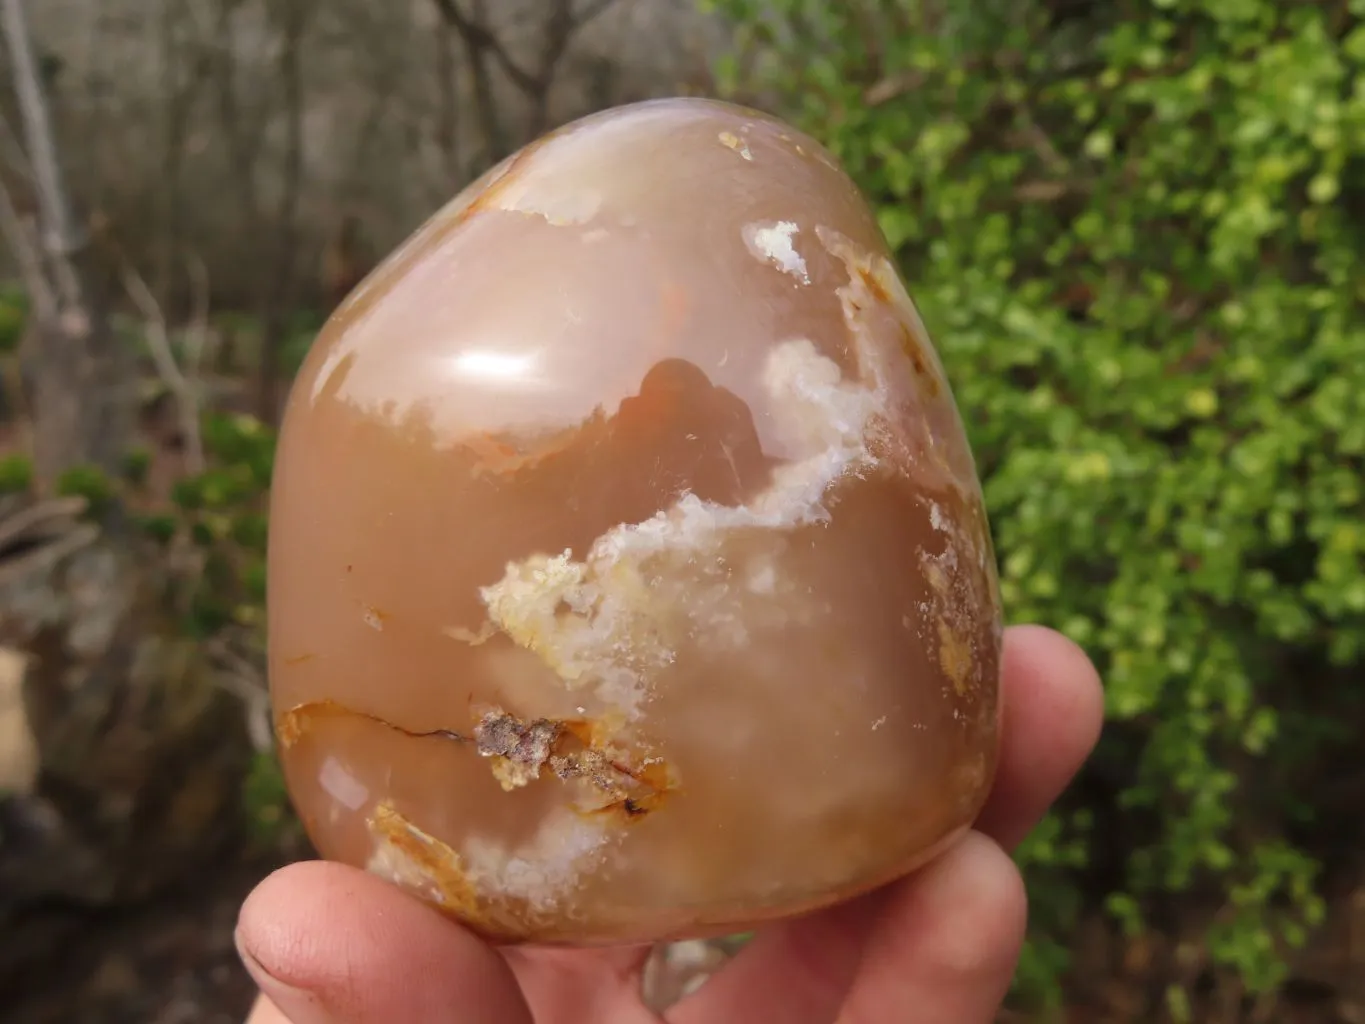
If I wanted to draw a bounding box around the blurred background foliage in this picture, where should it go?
[0,0,1362,1021]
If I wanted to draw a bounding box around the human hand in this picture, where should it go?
[236,624,1103,1024]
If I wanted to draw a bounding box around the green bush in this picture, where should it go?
[0,284,27,353]
[0,454,32,494]
[56,462,117,513]
[706,0,1365,1009]
[170,411,276,636]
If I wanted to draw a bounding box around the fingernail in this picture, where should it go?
[235,928,334,1024]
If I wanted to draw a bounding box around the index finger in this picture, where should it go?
[973,624,1103,851]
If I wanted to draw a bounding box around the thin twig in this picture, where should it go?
[430,0,617,150]
[211,670,273,753]
[431,0,538,93]
[0,494,87,553]
[206,632,271,753]
[863,69,927,107]
[121,265,205,474]
[0,521,99,589]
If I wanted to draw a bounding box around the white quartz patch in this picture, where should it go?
[462,808,611,914]
[364,803,605,922]
[496,183,603,227]
[743,221,810,283]
[478,326,898,719]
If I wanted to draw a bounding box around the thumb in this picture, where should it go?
[235,860,532,1024]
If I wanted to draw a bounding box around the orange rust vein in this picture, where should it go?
[368,801,504,934]
[278,699,677,820]
[900,324,940,396]
[858,265,891,304]
[276,699,470,751]
[450,137,547,231]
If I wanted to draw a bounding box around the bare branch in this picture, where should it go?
[530,0,579,133]
[0,494,87,554]
[524,0,622,134]
[431,0,620,154]
[430,0,538,94]
[863,70,927,107]
[206,633,271,753]
[0,0,83,263]
[578,0,621,26]
[0,515,98,589]
[437,0,509,162]
[121,264,205,475]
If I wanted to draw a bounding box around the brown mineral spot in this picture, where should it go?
[923,557,950,598]
[858,265,891,304]
[901,324,941,397]
[937,619,974,696]
[553,717,677,820]
[473,707,565,791]
[552,746,676,823]
[562,714,629,751]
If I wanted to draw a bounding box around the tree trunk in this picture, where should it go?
[0,0,131,492]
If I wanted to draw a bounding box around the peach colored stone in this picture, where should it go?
[267,97,1003,947]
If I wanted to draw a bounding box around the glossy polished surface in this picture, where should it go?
[268,97,1003,946]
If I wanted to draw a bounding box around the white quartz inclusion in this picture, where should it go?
[743,221,810,283]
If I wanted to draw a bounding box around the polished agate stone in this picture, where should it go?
[267,97,1003,946]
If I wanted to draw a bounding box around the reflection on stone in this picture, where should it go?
[268,97,1003,946]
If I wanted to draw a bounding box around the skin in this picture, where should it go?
[237,624,1104,1024]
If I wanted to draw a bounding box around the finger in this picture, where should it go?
[665,889,877,1024]
[669,623,1100,1024]
[235,860,533,1024]
[835,831,1026,1023]
[245,994,289,1024]
[975,624,1104,851]
[504,944,661,1024]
